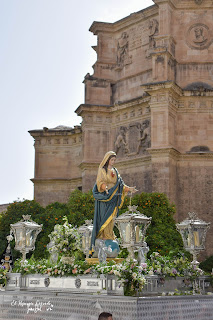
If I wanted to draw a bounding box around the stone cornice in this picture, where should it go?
[154,0,213,9]
[142,81,183,98]
[148,147,181,159]
[180,153,213,160]
[148,147,213,160]
[115,155,151,169]
[29,126,82,138]
[79,162,99,171]
[79,156,151,172]
[89,5,157,35]
[76,95,151,116]
[34,144,82,150]
[112,95,150,112]
[31,177,82,183]
[183,91,213,97]
[75,104,112,116]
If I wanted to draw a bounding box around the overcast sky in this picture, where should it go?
[0,0,154,205]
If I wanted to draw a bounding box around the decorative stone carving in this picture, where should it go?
[115,120,151,156]
[186,23,212,50]
[75,278,81,289]
[117,32,132,68]
[44,277,50,287]
[128,123,141,154]
[128,23,149,50]
[149,19,159,48]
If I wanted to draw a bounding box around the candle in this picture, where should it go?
[26,233,31,246]
[187,235,191,247]
[193,231,200,247]
[82,236,86,249]
[126,224,130,242]
[136,226,140,242]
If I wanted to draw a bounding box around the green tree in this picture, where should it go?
[124,192,184,255]
[33,202,69,259]
[67,189,95,227]
[0,200,70,260]
[0,200,44,260]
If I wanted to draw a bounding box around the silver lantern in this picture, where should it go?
[115,205,152,260]
[176,212,210,263]
[10,215,42,261]
[78,220,93,258]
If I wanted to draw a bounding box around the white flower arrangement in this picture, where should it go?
[48,216,82,258]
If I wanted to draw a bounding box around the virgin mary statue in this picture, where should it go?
[90,151,137,254]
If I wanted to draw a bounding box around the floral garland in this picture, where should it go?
[13,252,204,296]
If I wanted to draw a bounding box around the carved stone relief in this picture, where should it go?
[186,23,212,50]
[114,120,151,156]
[116,32,132,68]
[128,23,149,50]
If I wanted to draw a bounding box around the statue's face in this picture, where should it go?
[109,157,116,167]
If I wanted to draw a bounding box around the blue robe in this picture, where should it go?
[90,169,125,251]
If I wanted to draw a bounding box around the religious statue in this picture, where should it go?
[114,126,129,155]
[149,19,159,48]
[90,151,137,256]
[117,32,129,66]
[137,120,151,154]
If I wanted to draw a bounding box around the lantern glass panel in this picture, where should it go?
[16,229,24,247]
[82,235,86,249]
[119,222,129,242]
[193,228,204,247]
[135,225,142,243]
[180,229,189,245]
[26,229,37,247]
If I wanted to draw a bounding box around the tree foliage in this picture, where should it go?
[67,189,94,227]
[118,192,184,256]
[0,200,44,260]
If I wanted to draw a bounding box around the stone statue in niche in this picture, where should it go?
[114,126,129,155]
[148,19,159,48]
[117,32,132,67]
[137,120,151,154]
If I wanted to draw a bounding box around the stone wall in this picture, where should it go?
[29,126,83,206]
[0,204,10,214]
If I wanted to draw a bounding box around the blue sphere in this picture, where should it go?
[104,239,120,257]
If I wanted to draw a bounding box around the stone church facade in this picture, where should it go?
[29,0,213,256]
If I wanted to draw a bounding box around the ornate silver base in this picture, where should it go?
[0,291,213,320]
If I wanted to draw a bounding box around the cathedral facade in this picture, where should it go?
[29,0,213,256]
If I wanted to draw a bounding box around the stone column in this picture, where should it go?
[76,104,112,191]
[143,82,182,217]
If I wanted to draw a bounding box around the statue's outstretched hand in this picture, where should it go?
[129,186,138,193]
